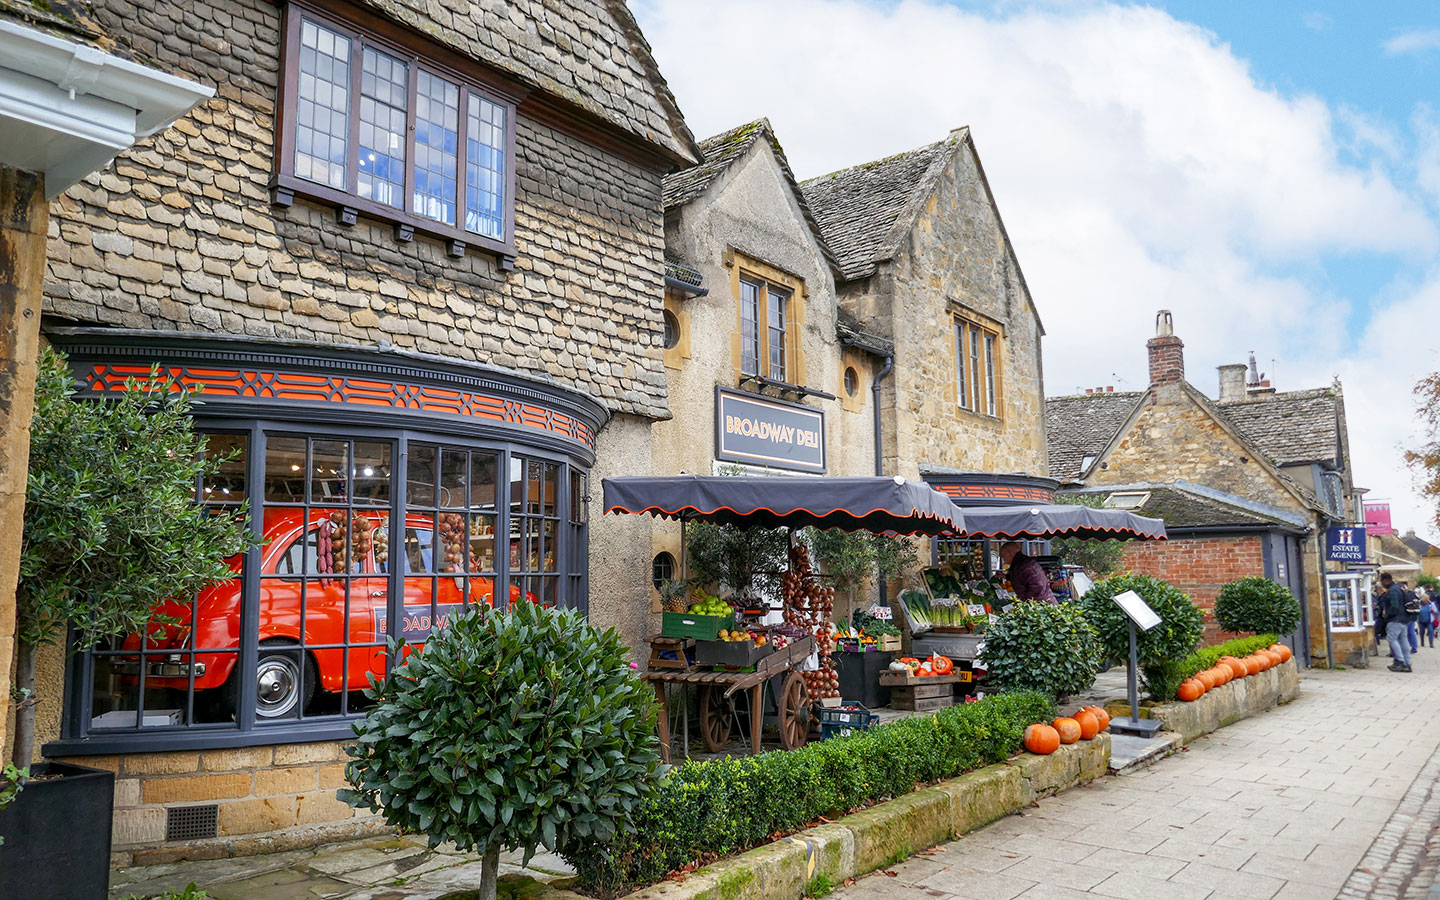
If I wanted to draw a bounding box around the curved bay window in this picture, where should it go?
[52,332,601,754]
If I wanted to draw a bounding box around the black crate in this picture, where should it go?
[695,637,776,668]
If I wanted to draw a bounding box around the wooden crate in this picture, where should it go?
[888,682,955,711]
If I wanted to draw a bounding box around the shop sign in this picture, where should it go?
[1363,502,1393,535]
[1325,526,1367,563]
[715,388,826,473]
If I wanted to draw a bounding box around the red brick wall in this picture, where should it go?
[1121,535,1266,645]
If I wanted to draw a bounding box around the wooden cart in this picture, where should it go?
[644,634,815,762]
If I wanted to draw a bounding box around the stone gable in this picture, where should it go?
[41,0,674,418]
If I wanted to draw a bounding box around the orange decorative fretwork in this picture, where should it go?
[932,484,1054,503]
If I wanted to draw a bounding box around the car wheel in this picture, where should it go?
[255,639,317,719]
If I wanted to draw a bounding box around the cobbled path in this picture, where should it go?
[829,650,1440,900]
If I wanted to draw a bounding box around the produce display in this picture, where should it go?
[1022,706,1111,756]
[780,542,840,703]
[717,628,767,645]
[899,584,997,633]
[688,594,734,617]
[887,654,954,677]
[1176,643,1291,702]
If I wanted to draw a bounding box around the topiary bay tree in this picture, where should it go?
[340,601,660,900]
[979,601,1101,699]
[1214,577,1301,637]
[1081,573,1203,700]
[13,348,253,767]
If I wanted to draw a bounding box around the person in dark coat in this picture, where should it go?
[999,542,1056,604]
[1380,573,1415,673]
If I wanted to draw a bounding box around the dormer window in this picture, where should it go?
[275,4,517,260]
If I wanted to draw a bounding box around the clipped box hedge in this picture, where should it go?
[563,691,1054,896]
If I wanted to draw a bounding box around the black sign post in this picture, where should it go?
[1109,589,1165,738]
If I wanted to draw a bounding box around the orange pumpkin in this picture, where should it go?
[1210,666,1230,686]
[1024,723,1060,755]
[1053,717,1082,743]
[1230,657,1251,677]
[1177,680,1202,702]
[1251,654,1270,671]
[930,655,954,676]
[1074,710,1100,740]
[1273,644,1293,663]
[1196,669,1218,691]
[1089,706,1111,731]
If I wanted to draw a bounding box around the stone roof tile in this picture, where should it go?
[1044,392,1145,482]
[1217,387,1341,466]
[356,0,699,164]
[799,130,963,282]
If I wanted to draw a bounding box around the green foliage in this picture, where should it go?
[341,603,661,863]
[1214,578,1302,636]
[805,529,919,595]
[1417,573,1439,592]
[1051,494,1129,577]
[563,691,1054,895]
[120,885,206,900]
[685,522,789,600]
[1142,633,1278,701]
[806,874,835,898]
[0,763,26,846]
[18,347,253,649]
[979,601,1102,699]
[1081,574,1204,698]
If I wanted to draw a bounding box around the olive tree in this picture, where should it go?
[340,602,660,900]
[13,348,252,766]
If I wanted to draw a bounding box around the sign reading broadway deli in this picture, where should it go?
[715,388,826,473]
[1325,526,1367,564]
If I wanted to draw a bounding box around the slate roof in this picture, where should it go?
[662,119,840,276]
[0,0,125,55]
[1061,483,1302,531]
[1218,388,1342,466]
[1044,392,1144,483]
[357,0,698,164]
[800,130,963,282]
[1402,533,1440,558]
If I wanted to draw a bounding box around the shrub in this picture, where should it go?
[1051,494,1129,577]
[979,601,1102,699]
[564,691,1054,896]
[1143,633,1278,701]
[342,603,660,900]
[1081,574,1204,700]
[1214,578,1302,636]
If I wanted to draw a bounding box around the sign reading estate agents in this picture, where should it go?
[715,388,826,473]
[1325,526,1368,563]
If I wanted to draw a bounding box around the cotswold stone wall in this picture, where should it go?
[1122,536,1266,645]
[839,142,1047,479]
[42,0,671,418]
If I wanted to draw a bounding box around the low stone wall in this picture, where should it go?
[570,735,1110,900]
[1106,658,1300,746]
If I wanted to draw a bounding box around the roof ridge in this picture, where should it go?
[603,0,702,164]
[800,127,967,185]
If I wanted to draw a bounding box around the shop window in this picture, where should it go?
[64,424,586,752]
[276,4,516,252]
[739,275,792,381]
[954,317,1002,419]
[652,552,676,590]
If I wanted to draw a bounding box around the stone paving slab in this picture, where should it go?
[829,653,1440,900]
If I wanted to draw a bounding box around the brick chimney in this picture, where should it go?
[1218,364,1246,403]
[1147,310,1184,385]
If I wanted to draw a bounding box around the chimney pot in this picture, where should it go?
[1146,311,1185,386]
[1085,388,1094,395]
[1106,386,1114,393]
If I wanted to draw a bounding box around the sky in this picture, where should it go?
[633,0,1440,542]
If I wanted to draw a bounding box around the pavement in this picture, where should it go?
[111,654,1440,899]
[830,650,1440,900]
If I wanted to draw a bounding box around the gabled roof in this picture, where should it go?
[1045,392,1145,483]
[1062,482,1307,531]
[800,131,958,282]
[662,118,840,277]
[1402,532,1440,558]
[356,0,699,165]
[1218,387,1342,467]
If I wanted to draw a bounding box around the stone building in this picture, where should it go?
[800,127,1049,486]
[1047,312,1363,664]
[1401,530,1440,580]
[4,0,701,865]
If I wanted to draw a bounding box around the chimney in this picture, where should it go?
[1218,364,1247,403]
[1147,310,1184,385]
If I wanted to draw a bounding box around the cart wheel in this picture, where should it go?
[698,685,734,752]
[778,672,810,750]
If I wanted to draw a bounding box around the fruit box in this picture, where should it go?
[661,611,736,641]
[695,638,776,668]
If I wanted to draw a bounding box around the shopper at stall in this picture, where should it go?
[1380,573,1414,673]
[999,542,1056,604]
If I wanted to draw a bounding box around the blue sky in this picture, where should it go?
[637,0,1440,538]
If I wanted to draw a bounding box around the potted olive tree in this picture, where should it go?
[1,348,252,899]
[341,601,660,900]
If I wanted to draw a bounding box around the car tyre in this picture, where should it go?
[253,639,317,720]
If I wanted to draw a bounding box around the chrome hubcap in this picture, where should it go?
[256,655,299,718]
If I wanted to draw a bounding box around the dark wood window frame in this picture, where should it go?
[271,1,522,267]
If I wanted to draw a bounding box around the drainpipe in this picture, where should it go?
[873,355,894,607]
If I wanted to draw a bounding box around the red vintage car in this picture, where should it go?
[120,508,534,721]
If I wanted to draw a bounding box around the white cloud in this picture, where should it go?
[1303,11,1332,32]
[1383,28,1440,55]
[636,0,1440,539]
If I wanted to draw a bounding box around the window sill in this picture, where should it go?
[954,406,1004,424]
[45,720,359,757]
[270,173,517,269]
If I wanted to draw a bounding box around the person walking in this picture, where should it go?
[1420,588,1438,649]
[1380,573,1415,672]
[1403,581,1421,653]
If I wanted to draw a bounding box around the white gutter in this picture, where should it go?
[0,18,214,197]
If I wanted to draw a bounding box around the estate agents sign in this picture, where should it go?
[1325,526,1367,563]
[715,388,826,473]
